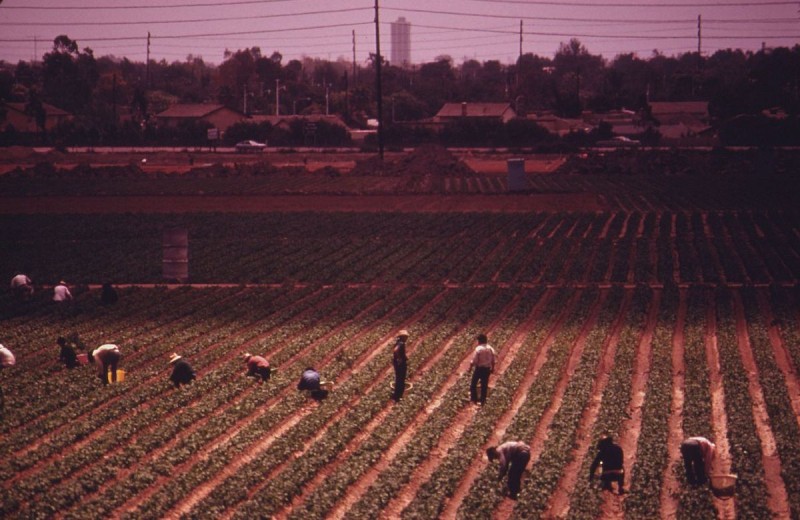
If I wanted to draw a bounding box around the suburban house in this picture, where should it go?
[528,113,594,137]
[1,101,72,132]
[648,101,713,142]
[155,104,248,134]
[434,102,517,124]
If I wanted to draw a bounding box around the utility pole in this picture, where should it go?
[275,79,280,116]
[374,0,384,160]
[243,84,248,115]
[519,20,523,60]
[146,32,151,89]
[352,30,357,86]
[697,15,702,55]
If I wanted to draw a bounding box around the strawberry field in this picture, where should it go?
[2,150,800,519]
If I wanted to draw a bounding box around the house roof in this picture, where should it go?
[529,115,593,136]
[435,102,515,118]
[249,114,349,128]
[649,101,709,117]
[156,104,232,118]
[4,101,71,117]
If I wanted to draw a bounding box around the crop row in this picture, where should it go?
[3,211,798,287]
[3,283,800,517]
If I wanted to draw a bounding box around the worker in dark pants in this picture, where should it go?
[681,436,716,486]
[168,353,196,388]
[57,336,78,369]
[392,329,409,401]
[298,367,328,400]
[89,343,121,385]
[487,441,531,500]
[469,334,496,405]
[589,435,625,494]
[244,353,271,383]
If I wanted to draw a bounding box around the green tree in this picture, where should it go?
[42,35,98,112]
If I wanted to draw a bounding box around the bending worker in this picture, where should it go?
[244,353,271,383]
[89,343,121,385]
[487,441,531,500]
[169,353,196,388]
[681,436,716,486]
[589,435,625,494]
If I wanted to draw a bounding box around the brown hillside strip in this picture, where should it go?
[543,289,633,518]
[488,290,608,520]
[703,289,737,519]
[731,291,791,518]
[252,288,494,520]
[320,291,532,520]
[114,287,419,517]
[661,288,687,518]
[603,289,661,518]
[756,289,800,431]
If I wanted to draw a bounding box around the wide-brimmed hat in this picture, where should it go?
[398,329,409,337]
[169,352,182,364]
[243,352,253,361]
[59,280,67,286]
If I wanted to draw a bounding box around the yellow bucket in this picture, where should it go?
[107,369,126,383]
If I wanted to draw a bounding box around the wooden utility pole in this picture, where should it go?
[374,0,384,160]
[352,30,357,86]
[697,15,702,55]
[146,32,151,89]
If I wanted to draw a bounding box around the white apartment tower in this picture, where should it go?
[390,17,411,67]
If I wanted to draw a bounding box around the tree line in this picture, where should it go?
[0,35,798,147]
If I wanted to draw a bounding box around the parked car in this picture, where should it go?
[235,140,267,152]
[596,136,641,147]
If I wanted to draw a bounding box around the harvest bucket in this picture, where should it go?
[107,369,126,383]
[76,353,88,366]
[709,474,737,499]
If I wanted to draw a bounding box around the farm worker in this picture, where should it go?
[89,343,121,385]
[392,329,409,401]
[469,333,496,405]
[168,353,196,388]
[487,441,531,500]
[0,344,16,368]
[10,273,33,300]
[53,280,73,302]
[298,367,328,400]
[101,283,118,305]
[680,436,716,486]
[589,435,625,494]
[57,336,78,369]
[243,353,271,383]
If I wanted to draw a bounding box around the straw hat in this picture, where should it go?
[59,280,67,286]
[169,353,182,364]
[398,329,409,337]
[243,352,253,361]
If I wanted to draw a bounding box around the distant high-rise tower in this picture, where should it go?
[390,17,411,67]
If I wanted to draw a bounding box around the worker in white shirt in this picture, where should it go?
[53,281,73,302]
[469,333,496,405]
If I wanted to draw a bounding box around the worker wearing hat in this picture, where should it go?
[243,353,271,383]
[392,329,409,401]
[168,353,196,388]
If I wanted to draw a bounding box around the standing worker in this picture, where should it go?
[392,329,409,401]
[168,353,196,388]
[89,343,121,385]
[487,441,531,499]
[589,435,625,494]
[469,333,496,406]
[53,280,73,302]
[57,336,78,369]
[10,274,33,301]
[243,353,271,383]
[681,436,716,486]
[101,283,118,305]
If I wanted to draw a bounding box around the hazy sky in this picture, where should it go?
[0,0,797,66]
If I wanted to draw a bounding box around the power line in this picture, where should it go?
[0,0,299,10]
[0,7,371,27]
[464,0,797,7]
